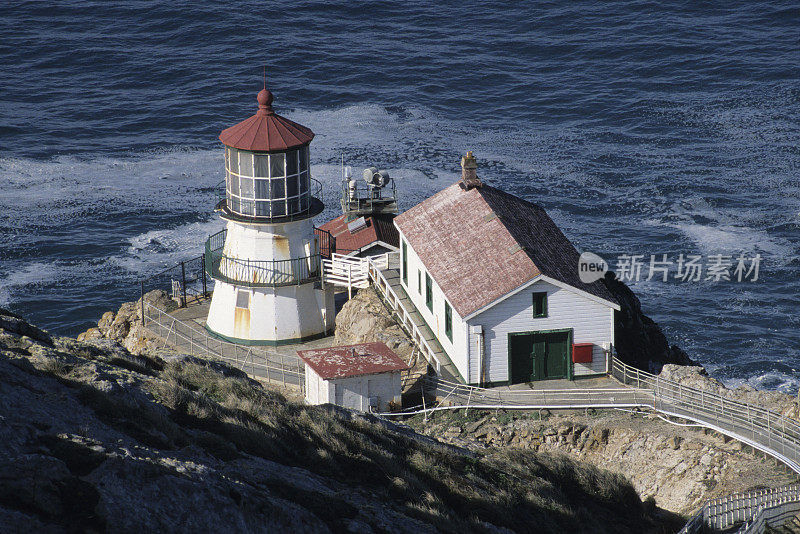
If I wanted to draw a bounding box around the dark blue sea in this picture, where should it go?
[0,1,798,391]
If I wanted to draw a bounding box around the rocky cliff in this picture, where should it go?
[77,290,176,355]
[406,406,796,517]
[0,307,661,533]
[334,287,415,362]
[335,286,800,518]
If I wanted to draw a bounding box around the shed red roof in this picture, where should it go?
[318,214,399,254]
[219,89,314,152]
[394,182,618,318]
[297,342,409,380]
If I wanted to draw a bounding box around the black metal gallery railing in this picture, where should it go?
[204,229,321,288]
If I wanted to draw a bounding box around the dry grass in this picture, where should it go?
[142,358,655,533]
[36,345,658,533]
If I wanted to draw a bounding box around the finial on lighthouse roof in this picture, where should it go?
[257,88,273,114]
[219,75,315,152]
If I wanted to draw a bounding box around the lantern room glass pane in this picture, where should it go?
[228,172,239,196]
[287,198,299,214]
[298,147,308,172]
[254,154,269,177]
[270,153,285,178]
[241,199,254,216]
[239,177,254,199]
[230,197,240,213]
[299,195,308,211]
[255,201,270,217]
[286,174,299,198]
[254,179,269,199]
[270,178,285,198]
[229,148,239,174]
[286,150,298,176]
[271,199,285,216]
[299,171,309,193]
[239,152,253,177]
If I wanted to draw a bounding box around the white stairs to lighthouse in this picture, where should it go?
[322,253,388,296]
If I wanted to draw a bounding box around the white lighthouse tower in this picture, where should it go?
[204,86,334,345]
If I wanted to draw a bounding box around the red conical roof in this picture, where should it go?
[219,89,315,152]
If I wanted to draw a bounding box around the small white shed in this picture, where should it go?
[297,342,409,412]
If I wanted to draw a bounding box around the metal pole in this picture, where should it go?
[140,280,145,326]
[201,252,208,297]
[422,383,427,423]
[181,261,187,307]
[347,263,352,299]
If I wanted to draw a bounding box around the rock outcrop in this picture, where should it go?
[334,287,415,362]
[78,290,176,355]
[409,409,796,516]
[0,308,662,533]
[602,274,696,373]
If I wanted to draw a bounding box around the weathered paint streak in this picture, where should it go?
[234,307,250,339]
[273,236,290,257]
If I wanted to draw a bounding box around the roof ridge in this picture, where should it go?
[253,116,268,149]
[270,115,292,148]
[274,113,312,141]
[475,187,541,274]
[231,115,261,148]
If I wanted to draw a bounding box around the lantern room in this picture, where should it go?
[218,88,323,221]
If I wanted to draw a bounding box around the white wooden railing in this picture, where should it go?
[365,253,445,374]
[322,252,390,297]
[323,253,370,295]
[679,485,800,534]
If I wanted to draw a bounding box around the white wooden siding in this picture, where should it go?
[399,232,470,382]
[468,280,613,384]
[304,367,401,412]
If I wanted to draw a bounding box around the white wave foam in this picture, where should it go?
[722,371,800,396]
[0,149,225,228]
[0,261,70,307]
[109,218,226,274]
[674,223,791,257]
[646,196,795,263]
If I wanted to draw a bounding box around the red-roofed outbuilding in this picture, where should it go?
[297,342,408,412]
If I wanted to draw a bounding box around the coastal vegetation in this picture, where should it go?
[0,306,661,532]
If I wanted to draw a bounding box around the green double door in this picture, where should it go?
[509,330,571,383]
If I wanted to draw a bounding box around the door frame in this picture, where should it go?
[507,328,573,384]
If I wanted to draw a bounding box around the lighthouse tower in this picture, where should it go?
[204,86,334,345]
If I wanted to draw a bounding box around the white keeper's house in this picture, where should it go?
[393,152,620,386]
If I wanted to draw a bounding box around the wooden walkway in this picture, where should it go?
[376,266,463,382]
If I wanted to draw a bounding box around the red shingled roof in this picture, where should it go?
[318,214,399,254]
[394,182,618,318]
[219,89,314,152]
[297,342,409,380]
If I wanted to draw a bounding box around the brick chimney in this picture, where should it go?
[460,151,482,190]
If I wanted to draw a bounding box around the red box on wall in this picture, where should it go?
[572,343,593,363]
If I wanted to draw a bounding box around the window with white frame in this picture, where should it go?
[225,146,311,218]
[235,290,250,309]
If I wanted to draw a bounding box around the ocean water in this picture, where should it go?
[0,1,798,391]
